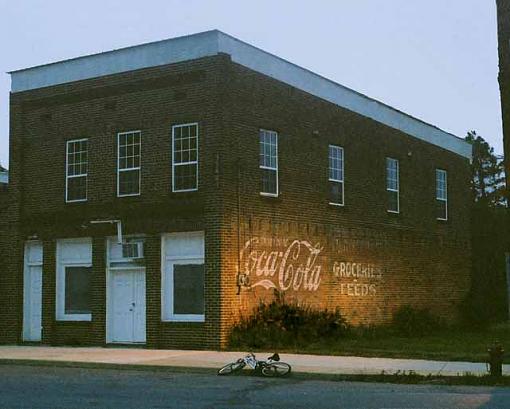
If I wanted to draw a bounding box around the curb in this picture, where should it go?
[1,358,510,387]
[0,359,217,375]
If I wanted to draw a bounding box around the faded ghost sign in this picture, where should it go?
[239,237,384,296]
[240,237,323,291]
[333,262,383,296]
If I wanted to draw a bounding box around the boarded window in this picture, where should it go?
[173,264,204,315]
[64,266,91,315]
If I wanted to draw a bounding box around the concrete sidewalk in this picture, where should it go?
[0,345,508,377]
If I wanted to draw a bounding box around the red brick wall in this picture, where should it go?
[218,62,471,345]
[2,52,471,349]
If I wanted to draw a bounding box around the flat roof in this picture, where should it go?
[9,30,471,159]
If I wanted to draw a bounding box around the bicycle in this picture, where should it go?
[217,352,291,377]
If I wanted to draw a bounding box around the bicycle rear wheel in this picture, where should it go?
[217,361,246,376]
[261,362,291,377]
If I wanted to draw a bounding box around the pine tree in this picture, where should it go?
[465,131,507,207]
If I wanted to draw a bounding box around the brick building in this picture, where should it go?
[2,30,471,349]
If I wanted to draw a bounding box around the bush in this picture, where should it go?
[391,305,443,337]
[229,293,349,349]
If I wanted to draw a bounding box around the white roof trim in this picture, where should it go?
[9,30,471,159]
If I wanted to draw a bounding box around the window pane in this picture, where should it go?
[386,158,398,190]
[388,190,399,212]
[65,266,91,315]
[259,130,277,169]
[261,168,277,195]
[174,163,197,191]
[329,181,343,205]
[173,264,204,315]
[67,176,87,201]
[436,170,447,200]
[119,169,140,195]
[118,131,141,170]
[329,145,343,181]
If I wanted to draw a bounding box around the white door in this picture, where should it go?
[110,270,146,343]
[23,242,43,342]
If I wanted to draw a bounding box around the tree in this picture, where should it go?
[465,131,507,207]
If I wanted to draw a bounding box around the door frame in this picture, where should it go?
[22,241,43,342]
[106,266,146,344]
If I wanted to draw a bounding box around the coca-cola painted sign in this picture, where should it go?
[240,237,324,291]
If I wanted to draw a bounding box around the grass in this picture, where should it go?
[231,322,510,364]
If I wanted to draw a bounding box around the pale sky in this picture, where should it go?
[0,0,503,168]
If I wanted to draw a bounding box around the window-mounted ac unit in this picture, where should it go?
[122,240,144,259]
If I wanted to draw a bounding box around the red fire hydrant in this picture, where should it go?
[487,342,504,377]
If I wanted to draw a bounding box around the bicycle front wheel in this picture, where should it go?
[261,362,291,377]
[217,361,246,376]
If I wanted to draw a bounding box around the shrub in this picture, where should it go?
[391,305,442,337]
[229,293,349,349]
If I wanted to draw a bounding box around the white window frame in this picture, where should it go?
[56,238,93,322]
[328,145,344,206]
[172,123,199,193]
[259,129,279,197]
[161,232,205,322]
[386,157,400,214]
[117,130,142,197]
[65,138,88,203]
[436,169,448,221]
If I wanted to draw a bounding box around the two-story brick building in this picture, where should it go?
[1,30,472,349]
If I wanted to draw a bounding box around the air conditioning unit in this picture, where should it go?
[122,240,144,259]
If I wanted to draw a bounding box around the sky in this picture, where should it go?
[0,0,503,168]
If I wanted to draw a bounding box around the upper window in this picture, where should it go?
[66,139,88,202]
[117,131,141,197]
[328,145,344,205]
[56,238,92,321]
[436,169,448,220]
[259,129,278,196]
[172,123,199,192]
[386,157,399,213]
[162,232,205,322]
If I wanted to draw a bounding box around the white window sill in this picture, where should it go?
[117,193,141,198]
[260,192,278,198]
[329,202,344,207]
[173,188,198,193]
[436,217,448,221]
[56,314,92,322]
[163,315,205,323]
[66,199,88,203]
[387,210,400,214]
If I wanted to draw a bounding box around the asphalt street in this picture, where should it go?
[0,364,509,409]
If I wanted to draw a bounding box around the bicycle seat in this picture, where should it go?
[268,353,280,361]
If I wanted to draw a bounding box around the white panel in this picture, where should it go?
[23,241,43,341]
[57,238,92,264]
[133,271,146,343]
[10,30,220,92]
[26,241,43,265]
[163,231,204,259]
